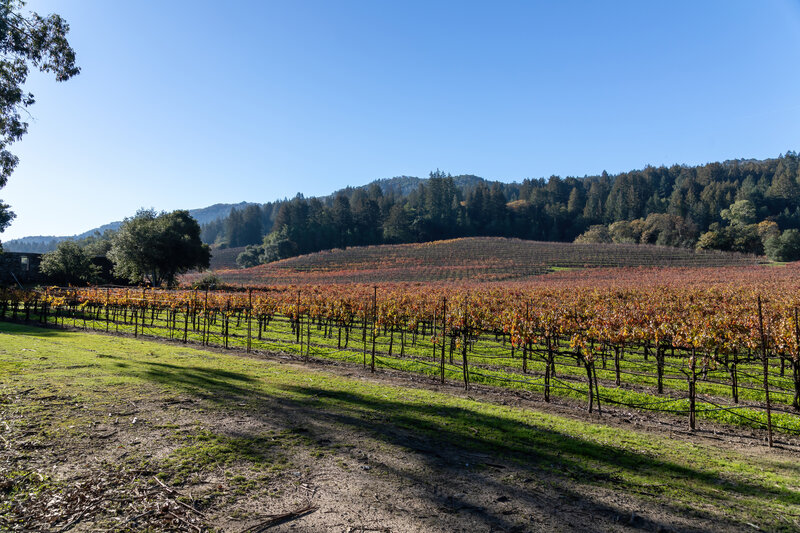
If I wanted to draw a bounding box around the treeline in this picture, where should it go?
[7,238,69,254]
[221,153,800,267]
[34,210,209,287]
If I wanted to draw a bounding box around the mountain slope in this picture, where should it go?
[3,202,258,252]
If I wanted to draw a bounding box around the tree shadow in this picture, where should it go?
[110,358,258,401]
[0,323,68,337]
[115,360,797,532]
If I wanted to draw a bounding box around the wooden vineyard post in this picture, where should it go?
[462,296,470,390]
[584,359,594,413]
[362,308,367,368]
[758,296,773,447]
[523,302,529,374]
[794,308,800,411]
[689,349,697,431]
[306,311,311,357]
[545,333,552,403]
[224,298,230,349]
[371,286,377,373]
[441,297,447,384]
[105,288,110,332]
[247,289,252,353]
[432,307,437,361]
[183,303,189,343]
[593,361,602,416]
[731,350,739,404]
[300,308,305,356]
[296,290,301,345]
[192,289,198,332]
[203,288,210,346]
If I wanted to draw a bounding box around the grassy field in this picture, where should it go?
[33,304,800,435]
[2,322,800,531]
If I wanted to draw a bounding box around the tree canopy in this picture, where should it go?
[225,155,800,267]
[39,240,98,285]
[0,0,79,246]
[108,209,210,287]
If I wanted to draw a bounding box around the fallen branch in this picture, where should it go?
[152,475,207,518]
[168,510,202,533]
[241,505,319,532]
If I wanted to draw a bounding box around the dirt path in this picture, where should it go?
[0,373,761,533]
[3,326,799,532]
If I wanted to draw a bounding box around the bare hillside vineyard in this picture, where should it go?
[192,237,764,285]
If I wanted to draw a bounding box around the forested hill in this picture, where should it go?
[198,173,511,248]
[4,202,257,253]
[9,153,800,262]
[218,153,800,267]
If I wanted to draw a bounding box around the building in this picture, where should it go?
[0,252,46,286]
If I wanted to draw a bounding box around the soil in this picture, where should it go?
[2,328,799,532]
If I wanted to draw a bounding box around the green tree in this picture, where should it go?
[721,199,757,226]
[695,225,732,252]
[350,189,381,245]
[235,244,263,268]
[574,225,612,244]
[108,209,210,287]
[259,225,297,263]
[756,220,780,242]
[582,180,606,222]
[567,187,585,216]
[39,241,98,285]
[0,1,79,247]
[383,204,413,243]
[639,213,698,248]
[764,229,800,262]
[225,204,263,247]
[609,220,644,244]
[331,194,353,247]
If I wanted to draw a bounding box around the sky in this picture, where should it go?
[2,0,800,240]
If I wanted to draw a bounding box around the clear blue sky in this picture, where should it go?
[3,0,800,240]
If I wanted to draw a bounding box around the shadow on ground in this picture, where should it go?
[100,354,799,531]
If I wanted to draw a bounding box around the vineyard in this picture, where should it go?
[5,263,800,444]
[189,237,766,286]
[207,245,247,270]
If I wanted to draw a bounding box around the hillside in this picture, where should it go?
[191,237,765,286]
[208,153,800,266]
[3,202,257,253]
[208,245,247,270]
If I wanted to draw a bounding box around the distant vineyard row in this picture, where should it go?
[193,237,764,286]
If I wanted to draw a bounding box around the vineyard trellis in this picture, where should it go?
[3,280,800,446]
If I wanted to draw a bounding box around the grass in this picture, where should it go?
[2,322,800,530]
[21,303,800,434]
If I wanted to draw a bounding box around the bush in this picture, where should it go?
[39,241,99,285]
[574,225,612,244]
[190,273,226,290]
[764,229,800,262]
